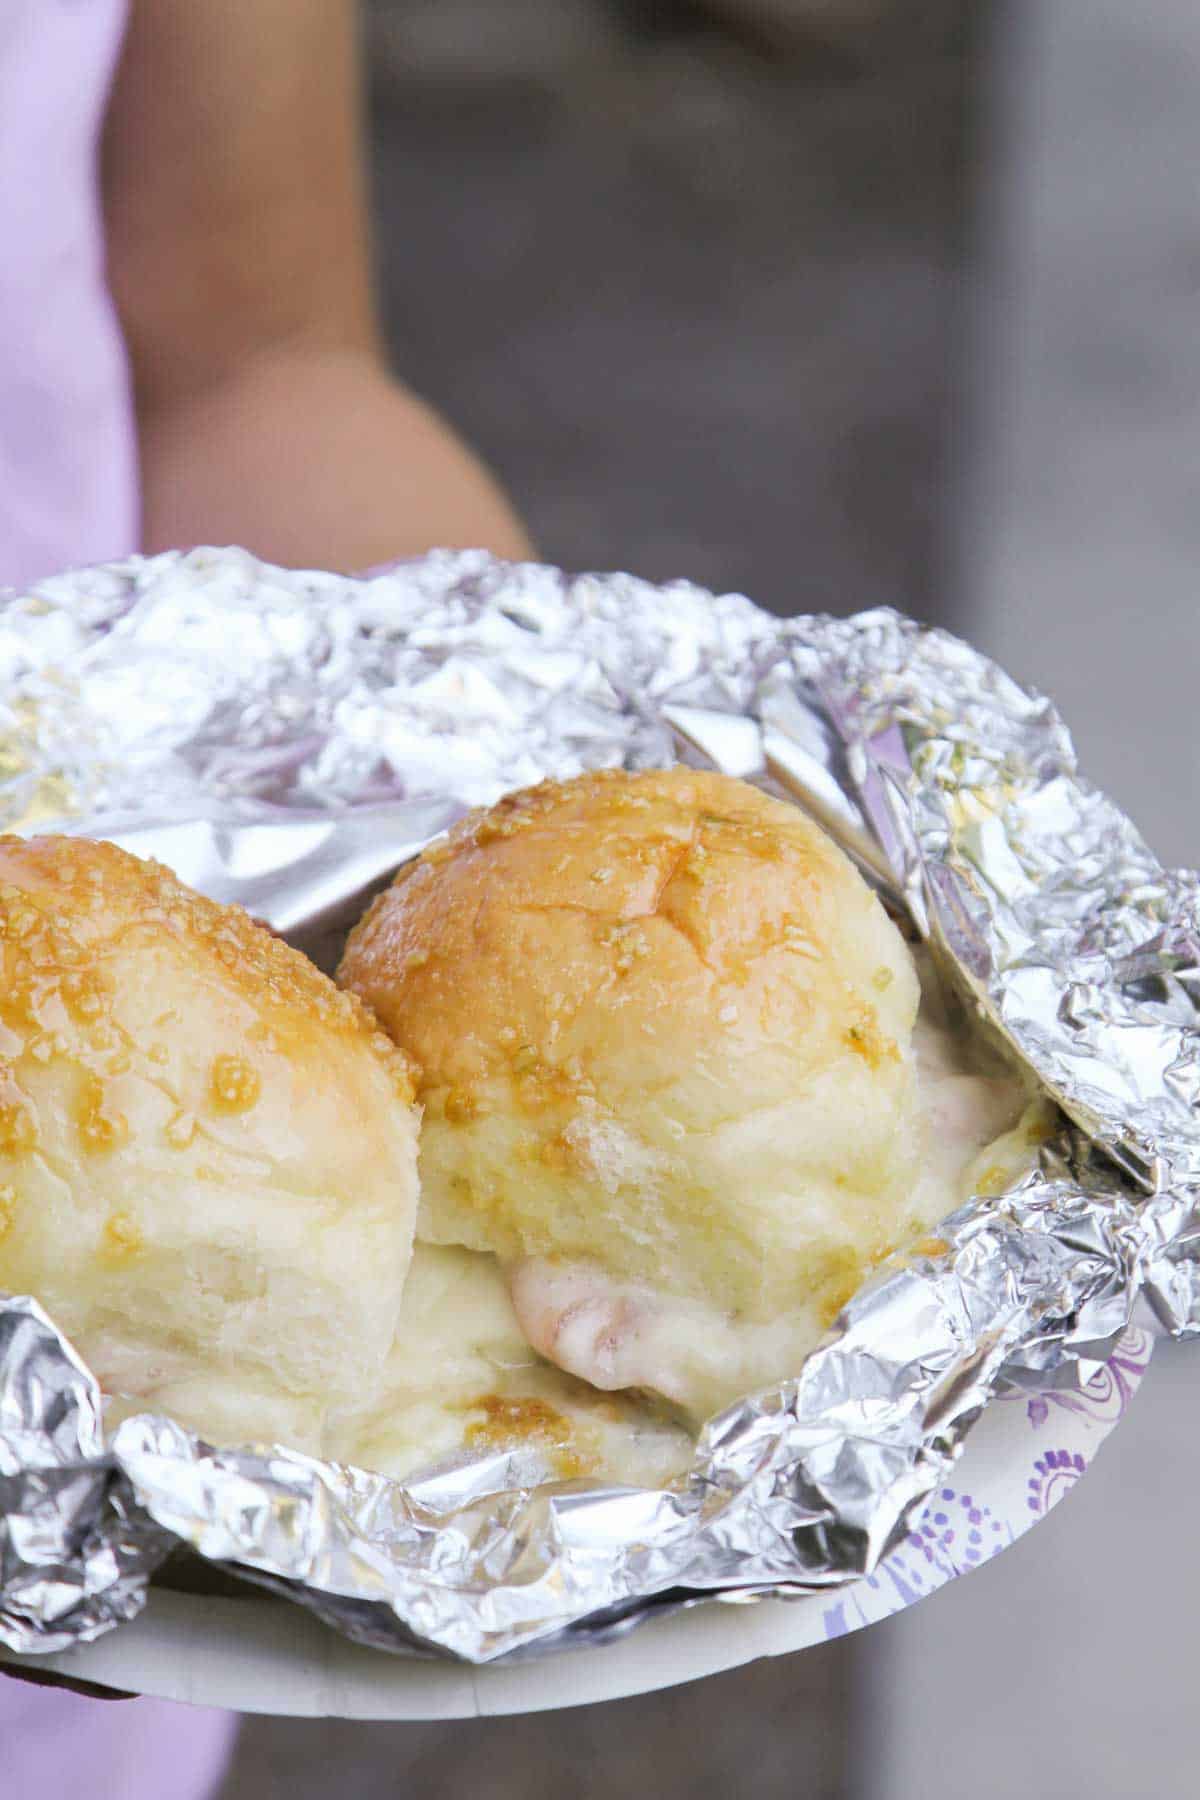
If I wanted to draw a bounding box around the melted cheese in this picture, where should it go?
[336,1243,693,1487]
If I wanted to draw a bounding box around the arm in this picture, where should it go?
[102,0,532,570]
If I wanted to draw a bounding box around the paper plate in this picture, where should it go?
[0,1328,1151,1717]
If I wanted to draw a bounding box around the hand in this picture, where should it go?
[105,0,533,573]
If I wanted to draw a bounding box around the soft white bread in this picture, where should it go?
[0,835,421,1453]
[339,768,933,1414]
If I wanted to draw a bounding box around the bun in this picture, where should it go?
[339,768,924,1406]
[0,835,420,1452]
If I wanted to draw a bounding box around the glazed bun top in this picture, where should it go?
[339,767,923,1338]
[0,834,421,1453]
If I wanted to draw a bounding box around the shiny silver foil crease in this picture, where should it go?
[0,546,1195,1663]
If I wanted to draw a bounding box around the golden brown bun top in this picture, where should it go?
[0,833,415,1103]
[0,833,422,1452]
[340,766,913,1123]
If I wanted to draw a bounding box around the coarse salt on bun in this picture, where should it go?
[0,835,421,1453]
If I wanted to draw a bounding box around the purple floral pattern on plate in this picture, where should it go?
[821,1327,1151,1641]
[1022,1327,1152,1431]
[1026,1448,1087,1516]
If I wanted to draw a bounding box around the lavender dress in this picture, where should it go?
[0,3,236,1791]
[0,0,137,586]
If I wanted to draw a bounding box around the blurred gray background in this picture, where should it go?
[218,2,1200,1795]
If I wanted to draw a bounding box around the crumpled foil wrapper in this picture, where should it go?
[0,545,1196,1664]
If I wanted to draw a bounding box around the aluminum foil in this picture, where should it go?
[0,545,1196,1665]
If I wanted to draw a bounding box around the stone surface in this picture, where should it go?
[219,1637,856,1799]
[363,0,978,622]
